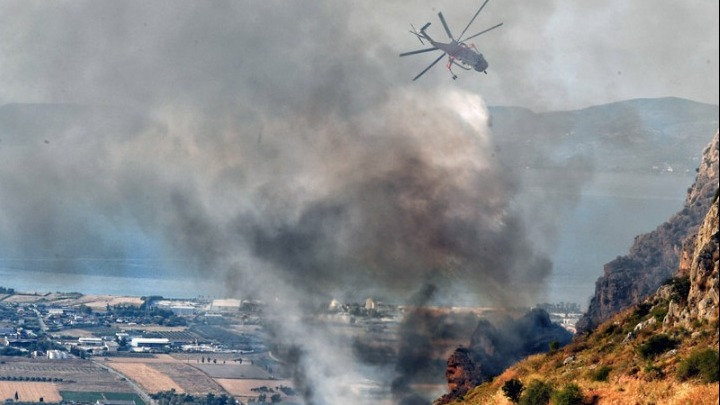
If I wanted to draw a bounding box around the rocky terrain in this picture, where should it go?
[435,309,572,404]
[435,135,719,405]
[577,133,719,332]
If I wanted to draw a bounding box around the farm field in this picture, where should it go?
[1,293,142,309]
[193,363,272,379]
[0,381,62,402]
[0,357,135,393]
[215,379,295,403]
[102,363,183,393]
[98,356,225,395]
[60,390,145,405]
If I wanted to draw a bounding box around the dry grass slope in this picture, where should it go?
[452,303,719,405]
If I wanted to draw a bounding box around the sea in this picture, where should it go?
[0,171,695,308]
[543,170,695,308]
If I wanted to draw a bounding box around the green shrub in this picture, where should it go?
[638,334,676,359]
[677,348,720,383]
[502,378,524,403]
[519,379,553,405]
[643,363,665,381]
[552,383,584,405]
[590,365,612,382]
[650,304,668,323]
[664,276,691,303]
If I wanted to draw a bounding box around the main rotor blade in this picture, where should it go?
[413,52,446,81]
[400,47,439,57]
[458,0,491,41]
[462,22,503,42]
[437,12,454,40]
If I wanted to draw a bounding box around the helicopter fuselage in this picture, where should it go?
[433,40,488,72]
[421,31,488,73]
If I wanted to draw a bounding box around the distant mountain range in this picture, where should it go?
[488,97,719,173]
[3,97,716,174]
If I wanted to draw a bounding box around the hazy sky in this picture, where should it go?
[0,0,717,300]
[0,1,718,111]
[0,0,717,301]
[0,3,716,402]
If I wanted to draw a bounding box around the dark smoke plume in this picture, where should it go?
[0,2,607,403]
[437,308,573,404]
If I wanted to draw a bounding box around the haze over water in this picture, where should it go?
[2,170,694,309]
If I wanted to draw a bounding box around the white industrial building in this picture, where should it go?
[47,349,69,359]
[130,337,170,350]
[210,299,241,312]
[78,337,104,346]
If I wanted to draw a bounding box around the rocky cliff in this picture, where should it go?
[435,309,572,404]
[664,189,719,328]
[577,133,719,332]
[440,165,719,405]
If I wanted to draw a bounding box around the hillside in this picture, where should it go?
[435,182,719,405]
[577,133,719,332]
[489,97,719,173]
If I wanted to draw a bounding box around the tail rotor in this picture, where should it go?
[409,22,431,45]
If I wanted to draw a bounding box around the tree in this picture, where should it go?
[519,379,552,405]
[502,378,524,403]
[638,334,677,359]
[552,383,584,405]
[677,348,720,383]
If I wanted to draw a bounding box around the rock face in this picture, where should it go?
[665,193,719,328]
[435,309,572,404]
[444,348,484,397]
[577,133,719,332]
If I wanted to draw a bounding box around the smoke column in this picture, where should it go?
[0,2,605,403]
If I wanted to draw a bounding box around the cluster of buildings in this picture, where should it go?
[0,293,267,358]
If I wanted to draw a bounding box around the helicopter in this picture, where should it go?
[400,0,503,81]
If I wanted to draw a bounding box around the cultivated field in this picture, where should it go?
[98,355,225,395]
[80,295,144,310]
[193,363,272,379]
[215,379,295,403]
[1,293,142,309]
[0,357,136,393]
[0,381,62,402]
[103,363,183,393]
[215,378,293,395]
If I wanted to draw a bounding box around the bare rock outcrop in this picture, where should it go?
[435,309,571,404]
[578,133,719,332]
[665,194,719,328]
